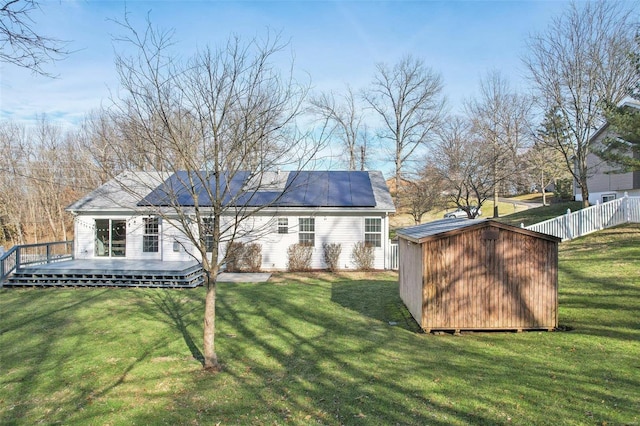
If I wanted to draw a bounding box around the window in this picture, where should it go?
[278,217,289,234]
[602,194,616,203]
[364,218,382,248]
[143,217,159,253]
[95,219,126,257]
[203,217,214,252]
[298,218,315,246]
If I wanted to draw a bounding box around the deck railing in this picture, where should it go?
[524,194,640,241]
[0,241,74,283]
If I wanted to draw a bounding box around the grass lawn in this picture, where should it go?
[390,200,530,230]
[1,225,639,425]
[497,201,584,227]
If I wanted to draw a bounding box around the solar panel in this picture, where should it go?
[277,172,309,206]
[349,172,376,207]
[327,171,353,207]
[303,171,329,206]
[139,170,378,208]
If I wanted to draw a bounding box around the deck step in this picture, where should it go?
[4,269,204,288]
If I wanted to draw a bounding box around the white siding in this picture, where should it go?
[74,215,139,259]
[73,216,95,259]
[127,216,162,260]
[74,211,391,270]
[161,220,195,262]
[257,213,389,270]
[74,214,181,261]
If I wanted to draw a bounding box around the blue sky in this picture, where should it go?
[0,0,571,129]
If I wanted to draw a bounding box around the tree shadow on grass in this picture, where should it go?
[330,278,422,333]
[143,290,204,364]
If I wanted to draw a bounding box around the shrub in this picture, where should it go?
[351,241,374,271]
[244,243,262,272]
[322,242,342,272]
[225,242,262,272]
[287,243,313,271]
[225,242,245,272]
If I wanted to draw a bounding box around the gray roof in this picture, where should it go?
[397,218,485,242]
[397,218,561,243]
[369,171,395,211]
[67,170,395,213]
[66,171,168,212]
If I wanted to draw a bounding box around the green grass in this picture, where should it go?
[2,226,639,425]
[510,193,556,204]
[497,201,583,227]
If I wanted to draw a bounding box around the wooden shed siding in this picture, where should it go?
[398,239,423,324]
[416,224,557,331]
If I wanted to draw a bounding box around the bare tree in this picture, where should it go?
[524,142,572,206]
[108,20,320,372]
[401,165,445,224]
[309,86,369,170]
[0,0,69,75]
[465,71,532,217]
[0,120,29,245]
[430,116,493,218]
[524,1,638,207]
[364,54,445,205]
[527,107,576,205]
[0,116,96,247]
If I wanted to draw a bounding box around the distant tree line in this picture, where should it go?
[1,0,639,246]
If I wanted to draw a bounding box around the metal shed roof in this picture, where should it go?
[396,218,561,243]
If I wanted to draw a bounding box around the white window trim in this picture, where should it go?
[143,217,160,253]
[203,217,214,253]
[277,217,289,234]
[364,217,382,248]
[298,217,315,246]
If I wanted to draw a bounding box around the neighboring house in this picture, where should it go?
[577,101,640,205]
[66,170,396,270]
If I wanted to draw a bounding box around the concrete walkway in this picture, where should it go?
[216,272,272,283]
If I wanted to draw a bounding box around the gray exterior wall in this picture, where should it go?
[576,127,640,204]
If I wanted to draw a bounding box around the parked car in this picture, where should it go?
[443,206,481,219]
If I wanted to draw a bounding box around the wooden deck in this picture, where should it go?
[4,259,204,288]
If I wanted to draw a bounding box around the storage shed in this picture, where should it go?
[396,219,560,333]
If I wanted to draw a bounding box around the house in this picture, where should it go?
[66,170,396,271]
[576,100,640,205]
[396,219,559,333]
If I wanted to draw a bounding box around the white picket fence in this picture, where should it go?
[524,193,640,241]
[389,242,399,270]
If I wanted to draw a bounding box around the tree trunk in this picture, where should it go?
[203,272,222,372]
[493,161,499,218]
[395,157,402,207]
[579,178,590,208]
